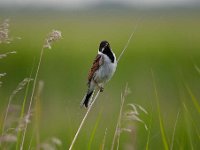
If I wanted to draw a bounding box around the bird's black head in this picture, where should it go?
[99,40,110,53]
[98,40,115,63]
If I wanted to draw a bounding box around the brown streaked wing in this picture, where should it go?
[88,54,102,84]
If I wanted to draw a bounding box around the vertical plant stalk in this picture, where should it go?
[145,103,153,150]
[20,29,62,150]
[111,85,128,150]
[68,24,138,150]
[101,128,107,150]
[15,64,34,150]
[35,81,44,150]
[69,90,100,150]
[151,69,169,150]
[170,110,180,150]
[88,110,102,150]
[20,47,45,150]
[2,97,13,135]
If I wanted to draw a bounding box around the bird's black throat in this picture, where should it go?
[103,47,115,63]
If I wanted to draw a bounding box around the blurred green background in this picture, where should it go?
[0,5,200,149]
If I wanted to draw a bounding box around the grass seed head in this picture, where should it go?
[11,78,33,99]
[0,51,17,59]
[0,19,11,44]
[39,137,62,150]
[43,30,62,49]
[16,110,33,132]
[0,134,17,143]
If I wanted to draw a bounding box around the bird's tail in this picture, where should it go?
[81,90,94,108]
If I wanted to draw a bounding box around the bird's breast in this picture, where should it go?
[94,58,117,83]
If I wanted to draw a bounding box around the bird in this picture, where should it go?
[81,40,117,108]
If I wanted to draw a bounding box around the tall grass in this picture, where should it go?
[1,14,200,150]
[111,84,128,150]
[20,30,62,150]
[0,22,62,150]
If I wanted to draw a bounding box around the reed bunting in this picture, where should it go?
[81,40,117,108]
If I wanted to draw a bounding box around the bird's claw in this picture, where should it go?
[100,87,104,92]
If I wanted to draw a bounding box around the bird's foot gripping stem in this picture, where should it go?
[99,86,104,92]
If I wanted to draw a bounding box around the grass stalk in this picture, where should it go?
[151,69,169,150]
[170,110,180,150]
[145,104,153,150]
[111,88,126,150]
[69,90,100,150]
[2,97,13,135]
[20,29,62,150]
[184,83,200,114]
[87,110,102,150]
[101,128,107,150]
[117,23,138,63]
[15,66,34,150]
[20,47,45,150]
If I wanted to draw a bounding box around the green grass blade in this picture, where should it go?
[185,84,200,114]
[151,69,169,150]
[16,67,34,150]
[170,110,180,150]
[87,110,102,150]
[182,102,194,150]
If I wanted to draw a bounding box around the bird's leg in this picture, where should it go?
[94,80,104,92]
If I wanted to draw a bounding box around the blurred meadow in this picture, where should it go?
[1,4,200,150]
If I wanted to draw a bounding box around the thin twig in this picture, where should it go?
[69,90,100,150]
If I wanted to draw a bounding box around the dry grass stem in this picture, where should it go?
[101,128,107,150]
[2,78,33,135]
[117,23,138,63]
[35,80,44,150]
[20,30,62,150]
[69,90,100,150]
[111,84,129,150]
